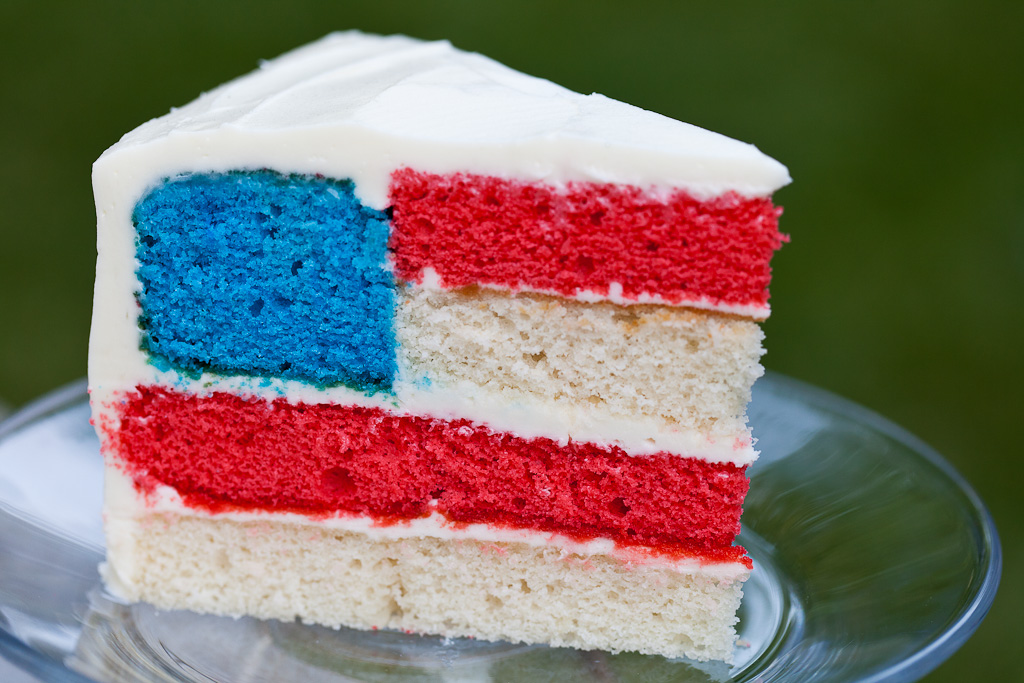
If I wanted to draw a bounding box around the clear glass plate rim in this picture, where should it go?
[751,374,1002,683]
[0,375,1004,683]
[0,380,101,683]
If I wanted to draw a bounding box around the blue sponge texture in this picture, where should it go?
[133,171,396,392]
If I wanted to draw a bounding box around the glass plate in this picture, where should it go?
[0,375,1001,683]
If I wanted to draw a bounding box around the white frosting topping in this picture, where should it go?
[103,466,750,581]
[94,31,789,212]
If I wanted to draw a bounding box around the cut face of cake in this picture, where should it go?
[89,31,789,663]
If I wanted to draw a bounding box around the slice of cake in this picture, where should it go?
[89,31,789,662]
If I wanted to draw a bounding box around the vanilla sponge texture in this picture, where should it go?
[105,513,746,663]
[396,287,765,443]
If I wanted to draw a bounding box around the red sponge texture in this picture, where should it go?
[389,169,786,308]
[113,387,750,563]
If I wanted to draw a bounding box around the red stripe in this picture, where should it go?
[112,387,750,564]
[388,169,786,308]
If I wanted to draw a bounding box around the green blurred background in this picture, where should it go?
[0,1,1019,680]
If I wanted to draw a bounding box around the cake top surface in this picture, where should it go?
[96,31,789,208]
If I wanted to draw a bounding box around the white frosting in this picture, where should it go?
[95,31,789,212]
[104,466,750,581]
[418,267,771,320]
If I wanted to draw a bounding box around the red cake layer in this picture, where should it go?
[389,169,786,308]
[110,386,750,563]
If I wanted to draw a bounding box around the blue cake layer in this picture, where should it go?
[133,171,396,391]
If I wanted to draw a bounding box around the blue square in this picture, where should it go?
[133,171,396,392]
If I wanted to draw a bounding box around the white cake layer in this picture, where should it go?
[103,466,749,581]
[103,511,747,662]
[397,288,764,453]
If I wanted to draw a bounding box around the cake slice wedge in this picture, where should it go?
[90,31,789,662]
